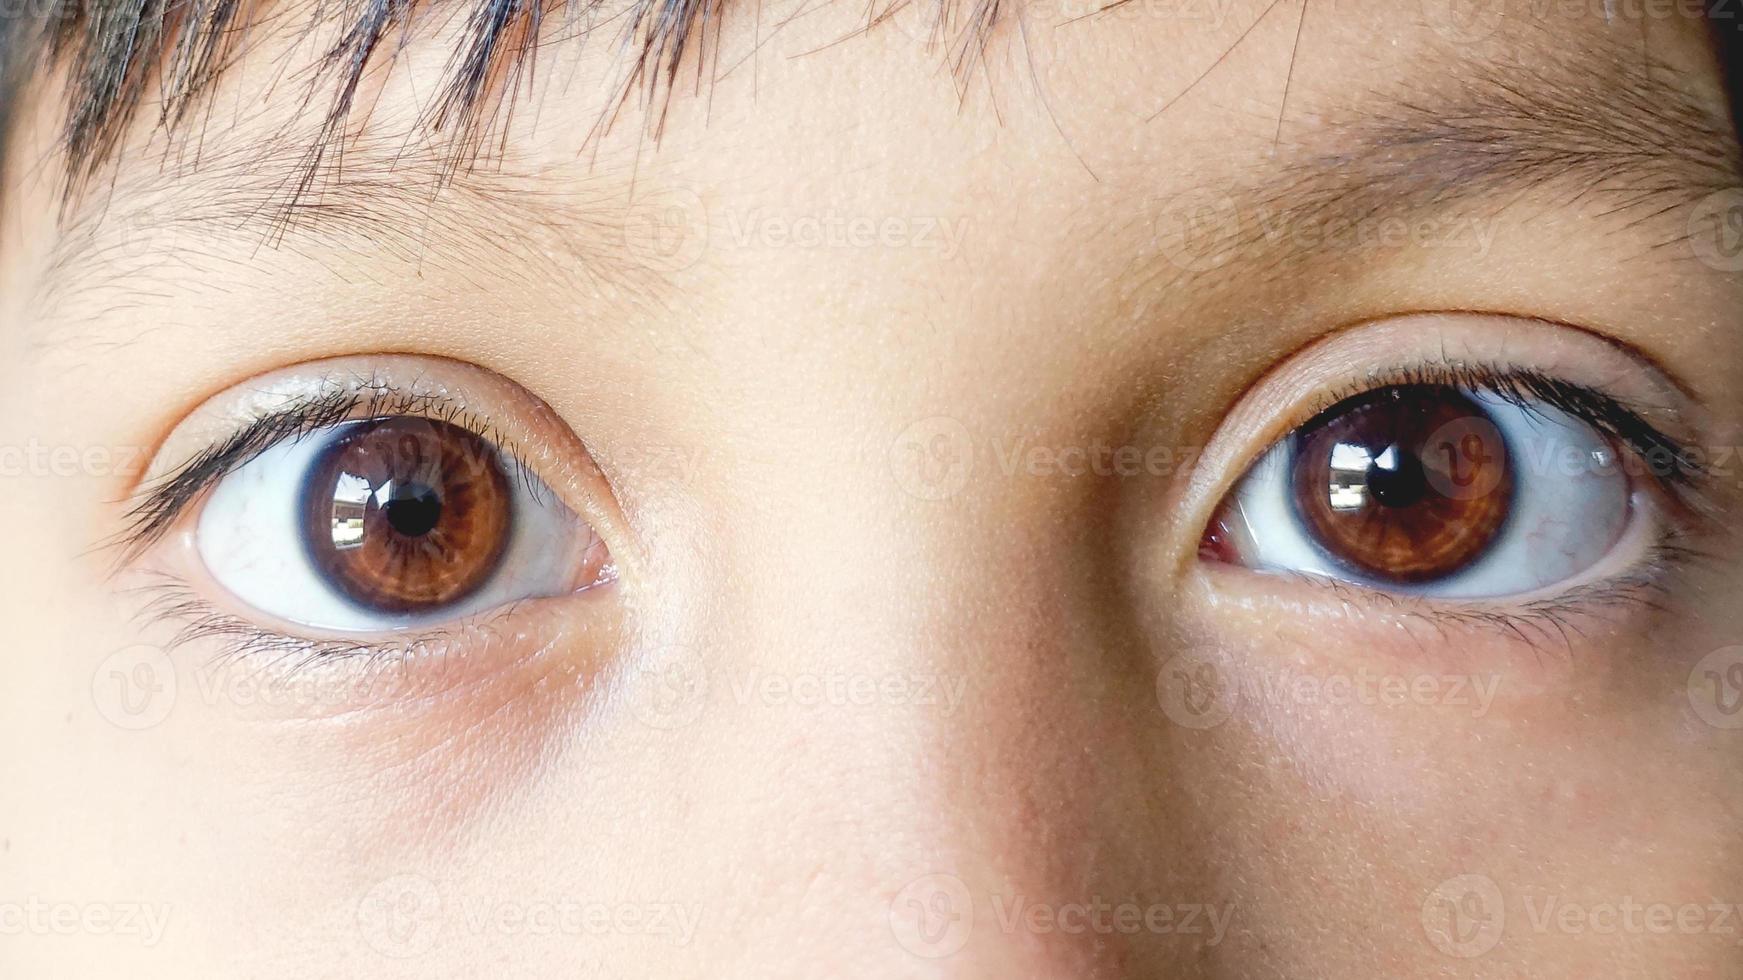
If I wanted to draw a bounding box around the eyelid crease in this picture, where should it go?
[113,376,545,566]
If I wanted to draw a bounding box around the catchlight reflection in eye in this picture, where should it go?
[302,417,514,614]
[1201,384,1634,599]
[197,415,609,632]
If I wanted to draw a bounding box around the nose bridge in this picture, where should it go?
[665,437,1205,975]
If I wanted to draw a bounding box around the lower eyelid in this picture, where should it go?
[123,563,622,719]
[1187,540,1688,673]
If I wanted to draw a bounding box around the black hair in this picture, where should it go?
[0,0,1739,208]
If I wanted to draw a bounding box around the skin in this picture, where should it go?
[2,0,1743,976]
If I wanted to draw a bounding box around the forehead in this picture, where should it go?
[0,1,1736,413]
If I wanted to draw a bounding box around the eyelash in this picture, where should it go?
[1297,360,1711,507]
[1218,359,1723,646]
[127,570,529,675]
[117,380,560,671]
[120,361,1723,667]
[116,380,541,563]
[1276,537,1710,652]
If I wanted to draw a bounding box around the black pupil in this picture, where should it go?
[381,483,443,538]
[1365,445,1429,509]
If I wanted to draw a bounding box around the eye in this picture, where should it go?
[196,414,610,632]
[1200,382,1640,599]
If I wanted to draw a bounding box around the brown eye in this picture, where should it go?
[300,417,512,613]
[1287,385,1513,583]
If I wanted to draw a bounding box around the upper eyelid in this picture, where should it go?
[1282,363,1724,533]
[1282,361,1703,481]
[114,381,541,564]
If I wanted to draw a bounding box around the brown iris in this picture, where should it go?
[1288,385,1513,583]
[300,417,512,613]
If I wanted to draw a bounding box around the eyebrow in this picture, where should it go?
[29,135,671,328]
[1128,50,1740,298]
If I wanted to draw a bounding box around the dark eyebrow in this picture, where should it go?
[27,134,679,327]
[1130,51,1740,295]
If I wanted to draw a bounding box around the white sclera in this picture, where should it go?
[1219,393,1632,599]
[196,425,588,632]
